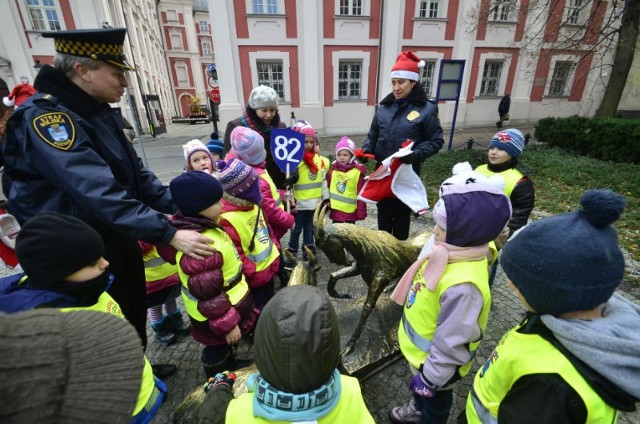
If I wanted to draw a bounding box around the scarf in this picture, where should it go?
[303,150,319,174]
[391,241,489,305]
[248,369,342,421]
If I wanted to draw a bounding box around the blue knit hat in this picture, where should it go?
[206,132,224,157]
[501,189,626,315]
[170,171,224,217]
[489,128,525,158]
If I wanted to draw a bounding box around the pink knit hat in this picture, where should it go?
[182,139,213,169]
[230,126,266,165]
[335,136,355,157]
[291,120,317,142]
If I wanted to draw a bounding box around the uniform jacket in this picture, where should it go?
[253,164,294,240]
[2,66,176,244]
[326,160,367,222]
[168,214,258,346]
[362,84,444,175]
[219,197,280,288]
[477,158,534,236]
[224,108,289,189]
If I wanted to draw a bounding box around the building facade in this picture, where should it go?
[0,0,175,136]
[209,0,622,136]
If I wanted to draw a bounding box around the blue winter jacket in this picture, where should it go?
[362,84,444,174]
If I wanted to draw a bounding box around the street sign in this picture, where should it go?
[271,128,303,176]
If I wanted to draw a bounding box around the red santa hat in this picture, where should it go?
[390,51,425,82]
[3,83,36,107]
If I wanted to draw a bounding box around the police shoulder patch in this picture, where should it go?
[32,112,76,150]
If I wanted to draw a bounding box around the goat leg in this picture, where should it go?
[327,264,360,298]
[341,277,388,356]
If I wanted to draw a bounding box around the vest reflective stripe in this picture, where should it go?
[398,260,490,374]
[143,246,177,283]
[329,167,360,213]
[225,375,375,423]
[60,293,156,418]
[258,171,284,210]
[221,206,279,270]
[466,323,618,424]
[475,165,523,197]
[177,228,249,322]
[294,155,329,200]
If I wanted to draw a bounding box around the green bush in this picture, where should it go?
[534,116,640,163]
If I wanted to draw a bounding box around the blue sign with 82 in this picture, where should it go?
[271,128,304,175]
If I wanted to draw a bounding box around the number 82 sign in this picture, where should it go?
[270,128,304,176]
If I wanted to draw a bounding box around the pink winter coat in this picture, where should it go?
[253,164,294,240]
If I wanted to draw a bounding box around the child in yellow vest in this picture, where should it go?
[288,120,329,258]
[168,171,258,378]
[217,158,280,310]
[327,136,367,224]
[389,178,511,424]
[0,212,165,424]
[466,189,640,423]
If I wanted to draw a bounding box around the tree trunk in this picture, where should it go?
[596,2,640,117]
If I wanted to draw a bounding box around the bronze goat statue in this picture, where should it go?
[313,202,430,355]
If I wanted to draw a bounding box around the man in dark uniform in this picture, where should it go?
[2,28,215,377]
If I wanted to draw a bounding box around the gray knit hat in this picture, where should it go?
[501,189,626,315]
[0,309,144,423]
[248,85,279,110]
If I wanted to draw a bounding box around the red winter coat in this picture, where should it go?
[253,164,294,240]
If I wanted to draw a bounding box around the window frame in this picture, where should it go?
[339,0,363,16]
[169,31,183,51]
[419,61,438,98]
[418,0,440,19]
[545,57,577,97]
[565,0,585,25]
[199,20,208,32]
[175,61,189,85]
[251,0,279,14]
[255,61,285,101]
[26,0,61,31]
[337,60,363,100]
[250,51,291,103]
[489,0,517,22]
[202,41,212,56]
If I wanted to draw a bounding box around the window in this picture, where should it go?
[480,61,503,96]
[419,61,436,97]
[338,61,362,99]
[26,0,60,31]
[257,61,285,100]
[199,20,208,32]
[166,9,178,21]
[175,62,188,85]
[202,41,212,56]
[418,1,440,18]
[170,33,182,50]
[252,0,278,14]
[548,61,573,96]
[340,0,362,16]
[491,0,515,21]
[566,0,583,25]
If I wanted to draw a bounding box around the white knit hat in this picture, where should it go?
[248,85,279,110]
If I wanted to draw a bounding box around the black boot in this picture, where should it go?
[202,353,254,379]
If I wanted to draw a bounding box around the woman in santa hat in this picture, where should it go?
[362,51,444,240]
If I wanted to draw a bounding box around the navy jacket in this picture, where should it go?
[2,66,177,244]
[362,84,444,174]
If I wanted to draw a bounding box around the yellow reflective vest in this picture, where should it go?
[466,321,617,423]
[176,227,249,322]
[398,260,491,374]
[475,165,523,197]
[258,170,284,210]
[143,245,177,283]
[61,291,156,417]
[221,206,279,269]
[293,155,329,200]
[225,374,375,423]
[329,167,360,213]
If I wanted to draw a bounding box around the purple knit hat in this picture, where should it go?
[230,126,266,165]
[218,158,262,205]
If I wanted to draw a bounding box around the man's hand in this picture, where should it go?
[225,325,241,345]
[169,229,216,260]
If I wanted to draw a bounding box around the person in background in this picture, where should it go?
[168,171,258,378]
[184,139,217,174]
[465,189,640,423]
[1,29,215,372]
[475,128,534,286]
[223,85,292,190]
[362,50,444,240]
[389,179,511,424]
[0,309,148,423]
[207,132,225,161]
[326,136,367,224]
[287,120,329,259]
[0,212,166,424]
[496,94,511,129]
[199,285,375,424]
[218,159,280,310]
[139,240,190,346]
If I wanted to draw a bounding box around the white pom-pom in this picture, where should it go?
[3,96,14,107]
[487,175,506,192]
[452,161,472,175]
[417,60,426,69]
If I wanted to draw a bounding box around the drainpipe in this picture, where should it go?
[155,0,179,116]
[374,0,384,111]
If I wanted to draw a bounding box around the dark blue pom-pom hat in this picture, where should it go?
[501,189,626,315]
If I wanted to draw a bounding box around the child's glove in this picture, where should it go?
[408,372,436,398]
[204,371,236,393]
